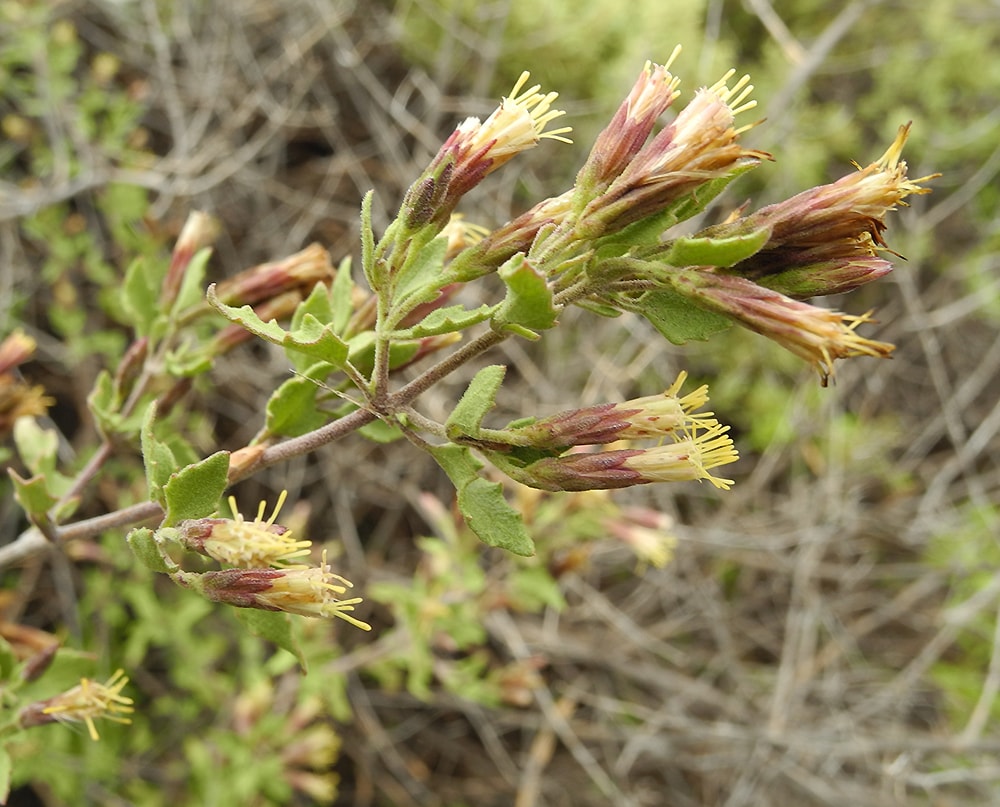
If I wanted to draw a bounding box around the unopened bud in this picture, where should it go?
[162,211,220,308]
[214,244,334,307]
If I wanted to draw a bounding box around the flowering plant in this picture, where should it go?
[3,51,934,746]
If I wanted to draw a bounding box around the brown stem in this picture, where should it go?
[5,322,514,563]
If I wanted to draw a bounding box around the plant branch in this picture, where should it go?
[387,326,510,410]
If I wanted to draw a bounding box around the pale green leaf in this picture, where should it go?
[445,365,506,440]
[162,451,230,525]
[661,226,770,268]
[492,255,558,336]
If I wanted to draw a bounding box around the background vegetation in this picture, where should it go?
[2,0,999,804]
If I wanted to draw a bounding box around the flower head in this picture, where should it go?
[496,371,718,450]
[576,50,683,192]
[162,210,220,308]
[670,270,894,384]
[213,243,335,307]
[580,69,767,236]
[453,71,573,169]
[0,329,38,374]
[19,669,134,740]
[400,73,571,231]
[177,490,313,568]
[724,123,937,294]
[0,330,54,435]
[195,551,372,630]
[491,422,738,492]
[735,232,895,299]
[606,507,678,568]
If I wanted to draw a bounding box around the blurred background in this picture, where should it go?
[2,0,999,804]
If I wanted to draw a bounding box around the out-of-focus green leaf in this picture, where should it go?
[233,609,306,671]
[121,256,163,337]
[8,470,58,522]
[141,403,177,503]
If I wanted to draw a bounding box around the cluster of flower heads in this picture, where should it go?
[477,371,739,491]
[417,50,933,385]
[177,492,371,631]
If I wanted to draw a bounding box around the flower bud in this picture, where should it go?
[606,507,677,568]
[575,52,682,195]
[213,244,334,307]
[397,72,572,235]
[490,422,737,492]
[496,372,716,450]
[720,123,936,296]
[668,270,893,384]
[578,70,767,238]
[162,211,220,309]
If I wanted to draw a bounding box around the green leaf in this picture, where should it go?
[127,527,172,573]
[162,451,230,525]
[164,336,214,377]
[83,370,148,438]
[427,443,534,556]
[8,470,58,522]
[360,190,379,291]
[292,280,334,330]
[265,369,330,437]
[0,745,11,807]
[661,226,770,268]
[120,256,163,336]
[285,312,351,366]
[593,207,679,260]
[331,256,355,334]
[492,255,559,337]
[280,275,337,370]
[206,285,350,368]
[445,364,506,440]
[141,402,177,503]
[0,636,18,681]
[234,609,306,671]
[623,289,733,345]
[358,418,404,443]
[347,332,420,376]
[172,246,213,315]
[86,369,120,434]
[393,303,494,339]
[392,233,449,315]
[458,477,534,555]
[12,417,59,476]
